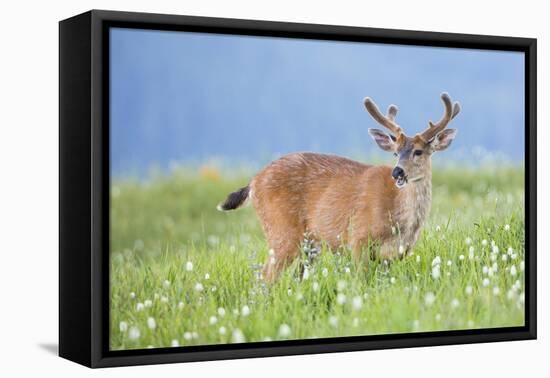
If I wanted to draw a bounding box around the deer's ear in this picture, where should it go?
[368,128,396,152]
[431,128,457,151]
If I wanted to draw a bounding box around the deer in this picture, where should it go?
[217,92,461,282]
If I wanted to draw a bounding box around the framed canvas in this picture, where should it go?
[59,9,537,368]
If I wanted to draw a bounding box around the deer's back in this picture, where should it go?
[250,152,371,201]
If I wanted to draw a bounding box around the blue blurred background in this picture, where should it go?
[110,28,525,177]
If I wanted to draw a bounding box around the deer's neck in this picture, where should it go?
[393,170,432,248]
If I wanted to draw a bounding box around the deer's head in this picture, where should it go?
[365,93,460,189]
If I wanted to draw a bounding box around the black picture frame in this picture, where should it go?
[59,9,537,368]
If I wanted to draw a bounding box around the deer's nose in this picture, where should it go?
[392,166,405,179]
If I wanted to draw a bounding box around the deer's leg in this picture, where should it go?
[351,236,398,267]
[262,230,302,283]
[379,242,401,261]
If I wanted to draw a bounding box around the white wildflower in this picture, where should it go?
[390,277,396,284]
[432,256,441,266]
[412,320,420,330]
[431,265,441,280]
[163,280,170,289]
[147,317,156,330]
[469,246,475,259]
[337,280,347,291]
[218,307,226,317]
[185,261,193,272]
[492,245,499,254]
[465,286,473,295]
[447,260,452,266]
[171,339,179,347]
[129,292,136,299]
[345,267,351,274]
[482,266,489,275]
[482,239,488,247]
[482,278,490,287]
[204,273,210,280]
[231,329,246,343]
[336,293,347,305]
[465,237,472,245]
[183,332,192,341]
[312,282,320,292]
[424,292,436,306]
[219,326,227,335]
[329,316,338,327]
[144,299,152,307]
[352,296,363,311]
[178,301,185,310]
[501,254,508,262]
[160,296,168,303]
[493,287,500,296]
[451,298,460,309]
[435,225,441,232]
[303,267,310,280]
[278,324,291,338]
[136,303,145,312]
[194,283,204,292]
[504,224,510,231]
[128,326,140,340]
[241,305,250,317]
[209,316,218,325]
[435,313,441,322]
[398,245,405,255]
[322,268,329,277]
[416,255,421,263]
[352,318,359,327]
[459,255,465,261]
[520,260,525,271]
[119,321,128,332]
[510,265,517,276]
[507,247,514,255]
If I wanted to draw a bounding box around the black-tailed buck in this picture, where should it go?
[218,92,460,281]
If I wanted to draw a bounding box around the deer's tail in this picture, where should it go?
[217,185,250,211]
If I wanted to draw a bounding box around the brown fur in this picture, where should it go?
[248,152,431,281]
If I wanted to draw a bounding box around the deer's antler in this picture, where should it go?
[364,97,402,136]
[420,93,461,142]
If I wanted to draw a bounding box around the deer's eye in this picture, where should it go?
[393,152,398,157]
[413,150,423,156]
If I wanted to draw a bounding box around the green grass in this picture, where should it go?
[110,165,525,350]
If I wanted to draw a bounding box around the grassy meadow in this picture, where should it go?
[110,164,525,350]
